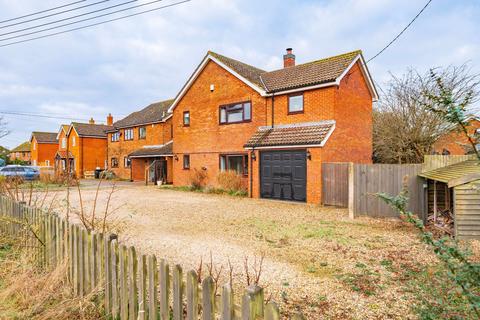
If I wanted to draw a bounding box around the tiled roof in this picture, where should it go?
[55,151,74,159]
[209,51,266,90]
[261,50,361,92]
[244,121,335,148]
[113,99,174,129]
[210,50,361,93]
[129,141,173,158]
[32,132,58,144]
[71,122,113,138]
[10,141,31,153]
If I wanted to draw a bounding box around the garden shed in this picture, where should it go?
[419,159,480,240]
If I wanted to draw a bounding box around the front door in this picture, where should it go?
[260,150,307,202]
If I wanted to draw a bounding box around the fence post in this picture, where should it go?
[241,293,254,320]
[348,162,355,219]
[247,285,264,317]
[147,255,158,320]
[159,259,170,320]
[202,276,215,320]
[186,270,199,320]
[111,240,120,319]
[138,254,147,320]
[172,264,183,320]
[265,302,280,320]
[119,245,128,320]
[103,234,112,313]
[221,284,234,320]
[128,246,138,320]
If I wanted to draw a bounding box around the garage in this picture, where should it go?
[260,150,307,202]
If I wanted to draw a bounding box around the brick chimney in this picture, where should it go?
[107,113,113,126]
[89,117,95,124]
[283,48,295,68]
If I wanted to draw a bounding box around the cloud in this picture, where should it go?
[0,0,479,148]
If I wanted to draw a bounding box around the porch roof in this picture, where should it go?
[55,151,74,159]
[244,121,335,148]
[129,141,173,158]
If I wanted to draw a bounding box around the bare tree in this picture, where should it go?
[373,65,480,163]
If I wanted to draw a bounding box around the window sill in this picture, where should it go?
[287,110,304,115]
[219,120,252,125]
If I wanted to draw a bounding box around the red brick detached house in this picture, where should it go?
[432,118,480,155]
[168,49,378,203]
[106,100,174,183]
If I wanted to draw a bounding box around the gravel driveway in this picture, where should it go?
[45,182,447,319]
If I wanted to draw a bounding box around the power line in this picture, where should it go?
[367,0,433,63]
[0,1,87,24]
[0,0,113,30]
[0,0,191,48]
[0,0,139,38]
[0,111,90,121]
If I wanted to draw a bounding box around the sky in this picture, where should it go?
[0,0,479,149]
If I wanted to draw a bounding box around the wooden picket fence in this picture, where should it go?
[0,195,301,320]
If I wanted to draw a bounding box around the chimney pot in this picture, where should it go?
[283,48,295,68]
[107,113,113,126]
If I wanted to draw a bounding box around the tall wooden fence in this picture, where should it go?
[0,196,301,320]
[322,163,425,219]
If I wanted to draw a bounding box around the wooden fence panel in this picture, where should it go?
[322,162,349,207]
[423,154,475,172]
[0,196,290,320]
[353,164,424,218]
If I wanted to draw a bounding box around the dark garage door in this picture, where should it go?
[260,150,307,202]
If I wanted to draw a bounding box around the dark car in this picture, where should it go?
[0,165,40,181]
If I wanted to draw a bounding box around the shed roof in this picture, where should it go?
[419,159,480,186]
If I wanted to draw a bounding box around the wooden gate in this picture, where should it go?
[322,163,349,207]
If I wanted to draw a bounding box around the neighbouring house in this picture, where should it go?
[106,100,174,182]
[9,141,31,164]
[419,159,480,240]
[55,117,113,178]
[168,48,378,203]
[433,118,480,155]
[30,132,58,167]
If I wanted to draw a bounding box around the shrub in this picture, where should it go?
[217,170,247,193]
[189,168,207,190]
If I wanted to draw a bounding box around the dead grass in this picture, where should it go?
[0,239,105,320]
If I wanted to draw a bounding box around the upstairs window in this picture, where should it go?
[33,142,36,150]
[61,137,67,149]
[183,111,190,126]
[72,136,76,146]
[139,126,146,139]
[220,154,248,176]
[111,132,120,142]
[124,128,134,141]
[288,93,304,114]
[220,102,251,124]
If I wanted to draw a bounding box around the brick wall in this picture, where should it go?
[172,59,373,204]
[433,119,480,155]
[107,118,173,180]
[31,138,58,167]
[172,60,267,187]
